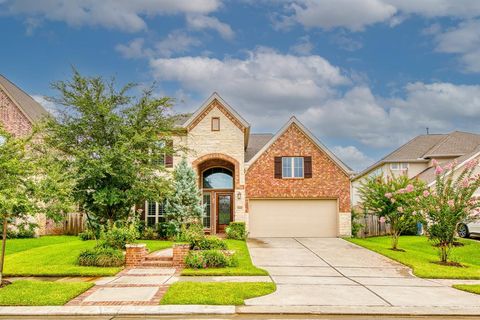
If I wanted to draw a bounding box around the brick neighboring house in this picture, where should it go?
[0,74,61,235]
[142,92,354,237]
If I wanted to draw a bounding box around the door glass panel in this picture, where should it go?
[218,195,231,225]
[203,194,211,228]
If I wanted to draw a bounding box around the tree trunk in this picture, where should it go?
[391,232,399,250]
[0,217,8,284]
[440,243,448,263]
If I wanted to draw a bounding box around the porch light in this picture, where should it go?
[236,191,242,200]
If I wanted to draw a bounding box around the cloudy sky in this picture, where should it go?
[1,0,480,171]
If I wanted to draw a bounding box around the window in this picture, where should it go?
[390,162,408,170]
[145,200,165,226]
[202,194,211,228]
[282,157,304,178]
[152,140,173,168]
[203,167,233,189]
[211,117,220,131]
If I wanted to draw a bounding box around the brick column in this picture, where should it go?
[172,244,190,267]
[125,244,147,267]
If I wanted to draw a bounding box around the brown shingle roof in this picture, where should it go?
[245,133,274,162]
[0,74,49,122]
[354,131,480,180]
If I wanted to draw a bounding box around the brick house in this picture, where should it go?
[142,93,353,237]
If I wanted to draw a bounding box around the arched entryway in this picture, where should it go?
[193,154,239,234]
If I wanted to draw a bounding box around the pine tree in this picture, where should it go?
[165,158,203,225]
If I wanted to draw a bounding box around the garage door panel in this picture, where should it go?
[248,199,337,238]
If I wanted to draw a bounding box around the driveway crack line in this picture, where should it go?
[293,238,394,307]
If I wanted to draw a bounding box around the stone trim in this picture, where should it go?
[187,99,246,133]
[192,153,242,190]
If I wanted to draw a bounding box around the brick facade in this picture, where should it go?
[246,123,351,213]
[172,244,190,267]
[0,88,32,136]
[125,244,147,267]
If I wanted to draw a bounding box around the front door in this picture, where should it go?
[216,193,233,233]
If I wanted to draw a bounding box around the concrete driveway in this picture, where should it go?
[245,238,480,307]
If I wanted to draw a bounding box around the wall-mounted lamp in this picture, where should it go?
[236,191,242,200]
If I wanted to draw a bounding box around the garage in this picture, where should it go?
[248,199,338,238]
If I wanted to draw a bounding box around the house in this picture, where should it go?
[141,93,353,238]
[352,131,480,206]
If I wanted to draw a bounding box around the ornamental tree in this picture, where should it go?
[41,70,174,225]
[417,159,480,264]
[165,158,203,228]
[0,126,74,283]
[359,174,425,250]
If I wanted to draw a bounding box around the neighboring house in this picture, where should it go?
[352,131,480,206]
[141,93,353,237]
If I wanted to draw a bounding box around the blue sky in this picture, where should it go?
[1,0,480,171]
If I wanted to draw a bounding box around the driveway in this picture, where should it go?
[245,238,480,307]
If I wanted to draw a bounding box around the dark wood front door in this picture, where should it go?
[216,193,233,233]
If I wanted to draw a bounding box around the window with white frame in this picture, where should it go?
[282,157,304,178]
[390,162,408,170]
[202,194,211,228]
[145,200,166,226]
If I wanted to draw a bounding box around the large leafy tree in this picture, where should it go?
[41,70,174,225]
[359,174,425,250]
[0,126,74,283]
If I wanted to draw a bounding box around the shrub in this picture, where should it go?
[184,250,237,269]
[175,222,204,242]
[78,228,97,241]
[6,219,38,239]
[141,227,158,240]
[191,236,227,250]
[350,210,363,238]
[99,223,138,250]
[225,222,247,240]
[78,247,124,267]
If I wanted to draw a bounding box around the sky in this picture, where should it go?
[1,0,480,172]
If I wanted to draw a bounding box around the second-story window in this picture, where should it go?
[390,162,408,170]
[211,117,220,131]
[282,157,304,178]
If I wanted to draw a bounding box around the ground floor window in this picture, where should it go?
[202,194,211,228]
[145,200,166,226]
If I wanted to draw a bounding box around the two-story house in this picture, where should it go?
[140,93,353,238]
[352,131,480,207]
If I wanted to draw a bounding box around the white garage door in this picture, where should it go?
[248,199,338,238]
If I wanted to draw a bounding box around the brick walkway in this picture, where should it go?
[67,249,180,306]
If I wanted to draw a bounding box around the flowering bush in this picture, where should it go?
[416,159,480,264]
[359,174,425,250]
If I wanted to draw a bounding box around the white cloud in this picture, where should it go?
[32,95,58,115]
[116,38,149,59]
[186,14,234,40]
[332,145,374,171]
[290,35,314,55]
[433,20,480,73]
[1,0,222,32]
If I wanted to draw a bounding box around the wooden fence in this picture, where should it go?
[63,212,85,235]
[354,213,391,238]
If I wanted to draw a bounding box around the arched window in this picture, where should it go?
[203,167,233,189]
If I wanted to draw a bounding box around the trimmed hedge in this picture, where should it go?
[185,250,238,269]
[78,247,124,267]
[225,222,247,240]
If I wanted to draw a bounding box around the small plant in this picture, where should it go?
[98,222,139,250]
[78,228,98,241]
[141,227,158,240]
[78,247,124,267]
[225,222,247,240]
[7,221,38,239]
[184,250,237,269]
[175,222,204,242]
[191,236,227,250]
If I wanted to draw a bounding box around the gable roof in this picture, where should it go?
[353,131,480,180]
[0,74,49,122]
[246,116,353,175]
[182,92,250,130]
[245,133,274,162]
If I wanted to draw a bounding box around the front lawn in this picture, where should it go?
[4,236,172,277]
[348,236,480,279]
[181,239,268,276]
[160,282,275,305]
[453,284,480,295]
[0,280,93,306]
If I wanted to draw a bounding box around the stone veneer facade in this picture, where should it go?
[245,123,351,237]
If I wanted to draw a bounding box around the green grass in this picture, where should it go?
[453,284,480,295]
[181,239,268,276]
[160,282,276,305]
[348,236,480,279]
[3,236,173,277]
[0,280,93,306]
